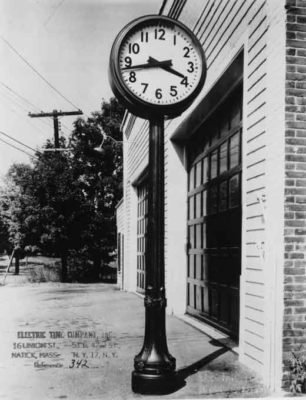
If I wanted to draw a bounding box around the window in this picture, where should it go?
[136,181,148,293]
[186,85,242,338]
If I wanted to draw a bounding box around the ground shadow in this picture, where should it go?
[153,345,230,395]
[177,346,230,381]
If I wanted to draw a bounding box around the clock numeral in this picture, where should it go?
[173,34,177,46]
[187,61,194,73]
[183,46,191,58]
[155,88,162,99]
[128,43,140,54]
[141,31,149,42]
[141,83,148,93]
[154,28,165,40]
[180,76,188,87]
[129,71,136,83]
[170,85,178,97]
[125,56,132,67]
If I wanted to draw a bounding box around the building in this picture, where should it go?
[117,0,306,393]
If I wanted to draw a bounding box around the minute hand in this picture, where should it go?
[148,57,185,79]
[122,59,172,71]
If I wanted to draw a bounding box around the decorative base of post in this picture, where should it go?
[131,290,185,395]
[132,371,181,395]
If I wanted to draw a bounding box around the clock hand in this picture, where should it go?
[122,59,172,71]
[148,56,185,79]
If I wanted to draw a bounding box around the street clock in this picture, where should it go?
[109,15,207,395]
[109,15,206,119]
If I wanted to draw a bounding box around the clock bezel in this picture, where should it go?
[109,15,207,119]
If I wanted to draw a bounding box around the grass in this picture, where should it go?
[0,255,61,284]
[27,263,61,283]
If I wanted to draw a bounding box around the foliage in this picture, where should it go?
[67,97,124,274]
[0,163,37,253]
[67,250,96,283]
[30,139,89,279]
[24,245,40,257]
[0,215,10,253]
[290,352,306,394]
[0,98,124,281]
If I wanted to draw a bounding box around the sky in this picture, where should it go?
[0,0,161,175]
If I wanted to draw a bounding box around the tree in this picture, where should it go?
[68,97,124,279]
[29,138,92,281]
[0,163,37,273]
[0,98,124,281]
[0,217,9,254]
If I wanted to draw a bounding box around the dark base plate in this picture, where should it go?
[131,371,185,395]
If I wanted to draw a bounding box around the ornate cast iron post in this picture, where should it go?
[132,117,177,394]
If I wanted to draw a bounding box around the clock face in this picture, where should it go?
[118,20,203,106]
[109,16,206,118]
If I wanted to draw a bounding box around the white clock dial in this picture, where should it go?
[118,21,203,106]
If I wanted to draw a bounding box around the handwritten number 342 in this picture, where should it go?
[69,359,89,368]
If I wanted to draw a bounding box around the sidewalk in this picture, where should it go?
[0,279,270,400]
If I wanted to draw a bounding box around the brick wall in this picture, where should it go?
[283,0,306,389]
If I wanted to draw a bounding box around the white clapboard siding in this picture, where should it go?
[246,254,263,269]
[246,114,267,143]
[245,292,265,311]
[245,229,266,246]
[247,130,266,155]
[127,121,148,178]
[246,199,264,217]
[246,160,266,184]
[246,241,264,256]
[244,310,265,335]
[245,268,265,285]
[244,341,265,365]
[244,6,268,375]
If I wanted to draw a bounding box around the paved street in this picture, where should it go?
[0,276,269,400]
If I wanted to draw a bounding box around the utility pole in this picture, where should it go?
[28,110,83,148]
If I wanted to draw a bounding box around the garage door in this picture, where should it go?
[186,86,242,338]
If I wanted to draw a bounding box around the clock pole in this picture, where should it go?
[109,14,207,396]
[132,116,180,394]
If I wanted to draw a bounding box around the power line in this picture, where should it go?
[0,137,38,160]
[0,81,71,132]
[0,90,51,137]
[0,86,30,114]
[0,82,71,135]
[0,130,39,154]
[0,83,117,148]
[0,35,81,111]
[44,0,66,26]
[0,80,42,113]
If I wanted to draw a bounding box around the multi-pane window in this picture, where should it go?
[117,233,124,273]
[117,233,121,272]
[137,182,148,293]
[186,86,242,338]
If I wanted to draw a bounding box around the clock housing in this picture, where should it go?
[109,15,206,119]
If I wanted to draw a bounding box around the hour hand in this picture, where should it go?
[148,56,185,79]
[122,59,172,71]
